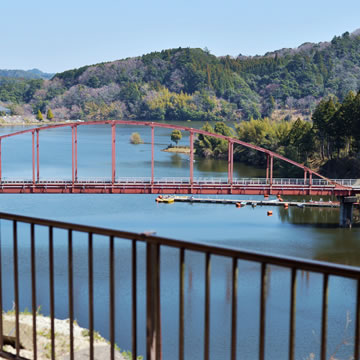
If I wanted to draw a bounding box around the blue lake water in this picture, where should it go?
[0,122,359,359]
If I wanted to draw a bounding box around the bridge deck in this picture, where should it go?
[0,177,355,196]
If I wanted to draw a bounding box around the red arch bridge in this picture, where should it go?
[0,120,358,197]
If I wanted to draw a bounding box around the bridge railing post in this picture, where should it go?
[146,243,162,360]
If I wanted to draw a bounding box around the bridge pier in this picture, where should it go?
[339,196,357,228]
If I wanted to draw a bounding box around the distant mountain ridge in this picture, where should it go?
[0,68,54,80]
[1,28,360,121]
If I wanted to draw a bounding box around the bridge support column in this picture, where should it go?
[111,124,116,184]
[36,130,39,182]
[266,154,269,184]
[32,131,35,185]
[190,132,194,189]
[0,138,2,183]
[74,126,78,182]
[339,196,357,228]
[228,141,233,184]
[151,126,154,185]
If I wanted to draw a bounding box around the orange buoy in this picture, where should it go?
[159,195,163,199]
[264,195,269,199]
[236,202,241,208]
[267,210,273,216]
[284,203,288,208]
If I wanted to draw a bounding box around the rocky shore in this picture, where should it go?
[2,313,132,360]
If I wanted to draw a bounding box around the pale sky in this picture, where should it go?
[1,0,359,73]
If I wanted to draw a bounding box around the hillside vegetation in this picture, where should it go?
[0,29,360,121]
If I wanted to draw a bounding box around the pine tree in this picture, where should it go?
[36,110,43,121]
[46,108,54,120]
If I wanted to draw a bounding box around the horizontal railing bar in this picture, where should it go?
[0,212,360,279]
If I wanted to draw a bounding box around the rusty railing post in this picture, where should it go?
[146,243,161,360]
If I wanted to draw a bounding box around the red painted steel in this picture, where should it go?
[32,131,35,185]
[0,181,352,196]
[72,126,75,185]
[0,120,356,196]
[36,130,39,182]
[230,142,234,184]
[266,154,269,183]
[112,123,116,184]
[227,141,234,184]
[0,138,2,183]
[151,127,154,184]
[190,132,194,185]
[75,126,78,182]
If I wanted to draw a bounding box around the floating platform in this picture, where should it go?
[170,196,339,208]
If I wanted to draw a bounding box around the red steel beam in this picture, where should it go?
[228,141,234,184]
[0,138,2,182]
[36,130,39,182]
[231,142,234,184]
[0,182,353,196]
[75,126,78,182]
[0,120,351,191]
[190,132,194,185]
[72,126,75,185]
[112,123,116,184]
[32,131,35,185]
[151,127,154,184]
[270,156,273,186]
[266,154,269,184]
[228,142,231,183]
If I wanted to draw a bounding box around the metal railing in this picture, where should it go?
[0,176,358,187]
[0,212,360,360]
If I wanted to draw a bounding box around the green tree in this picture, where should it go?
[171,129,182,145]
[130,132,144,144]
[46,108,54,120]
[36,109,43,121]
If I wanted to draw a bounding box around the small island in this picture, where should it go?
[162,145,191,154]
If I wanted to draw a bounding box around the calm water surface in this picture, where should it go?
[0,123,359,360]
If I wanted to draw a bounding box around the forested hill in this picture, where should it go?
[0,69,53,80]
[1,29,360,121]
